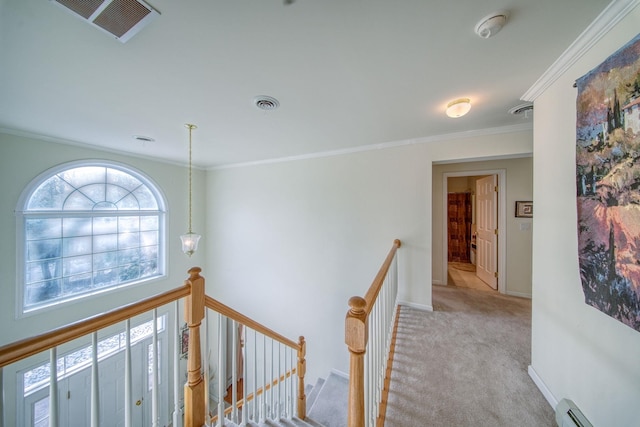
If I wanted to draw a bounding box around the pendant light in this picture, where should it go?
[180,123,201,256]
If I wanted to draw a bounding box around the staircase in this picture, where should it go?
[221,372,348,427]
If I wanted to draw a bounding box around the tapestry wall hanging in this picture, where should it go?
[576,32,640,332]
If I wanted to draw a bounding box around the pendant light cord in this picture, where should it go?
[186,124,197,234]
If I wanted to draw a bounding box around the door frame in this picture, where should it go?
[442,169,506,294]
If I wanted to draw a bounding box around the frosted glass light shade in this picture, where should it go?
[180,232,201,256]
[446,98,471,118]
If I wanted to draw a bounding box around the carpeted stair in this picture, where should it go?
[220,371,348,427]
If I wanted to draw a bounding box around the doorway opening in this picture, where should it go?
[442,169,507,294]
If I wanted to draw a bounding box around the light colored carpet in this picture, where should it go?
[384,285,555,426]
[307,372,348,427]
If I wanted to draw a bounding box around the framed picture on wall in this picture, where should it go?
[515,201,533,218]
[180,323,189,359]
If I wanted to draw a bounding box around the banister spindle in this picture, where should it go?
[49,347,59,427]
[125,319,133,427]
[345,296,367,427]
[172,303,180,427]
[0,367,3,427]
[296,336,306,420]
[218,314,226,426]
[152,309,159,427]
[232,320,238,423]
[203,310,210,425]
[241,325,248,426]
[184,267,206,427]
[91,333,99,427]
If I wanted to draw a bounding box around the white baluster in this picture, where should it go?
[277,342,282,419]
[0,367,4,427]
[285,346,290,419]
[270,339,274,420]
[49,348,58,427]
[152,309,159,427]
[253,329,257,422]
[261,334,266,423]
[91,332,99,427]
[241,325,248,426]
[125,320,132,427]
[203,310,210,427]
[231,320,238,423]
[172,303,180,427]
[218,314,226,426]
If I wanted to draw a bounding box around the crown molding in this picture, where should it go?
[522,0,640,102]
[210,122,532,170]
[0,126,204,170]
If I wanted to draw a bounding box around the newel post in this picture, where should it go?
[297,336,307,419]
[345,296,367,427]
[184,267,206,427]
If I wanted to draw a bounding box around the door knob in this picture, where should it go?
[136,399,142,406]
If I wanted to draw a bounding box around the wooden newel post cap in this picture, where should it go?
[348,296,367,315]
[188,266,202,280]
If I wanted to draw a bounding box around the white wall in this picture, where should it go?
[530,5,640,426]
[206,129,532,383]
[432,156,534,297]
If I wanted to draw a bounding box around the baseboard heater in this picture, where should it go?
[556,399,593,427]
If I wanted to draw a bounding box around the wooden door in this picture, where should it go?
[476,175,498,289]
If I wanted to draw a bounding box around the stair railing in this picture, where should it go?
[0,267,306,427]
[345,239,401,427]
[205,296,306,426]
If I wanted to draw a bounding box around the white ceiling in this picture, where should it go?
[0,0,611,168]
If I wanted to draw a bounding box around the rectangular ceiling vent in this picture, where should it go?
[50,0,159,43]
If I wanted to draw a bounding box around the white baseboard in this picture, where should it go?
[432,279,444,286]
[399,301,433,312]
[506,290,532,299]
[528,365,558,409]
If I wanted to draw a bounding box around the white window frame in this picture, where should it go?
[15,160,167,317]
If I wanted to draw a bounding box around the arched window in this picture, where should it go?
[17,161,166,314]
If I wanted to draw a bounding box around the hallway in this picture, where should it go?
[447,262,496,292]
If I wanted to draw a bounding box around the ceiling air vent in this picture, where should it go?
[508,103,534,117]
[50,0,159,43]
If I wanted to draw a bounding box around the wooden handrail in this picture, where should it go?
[0,284,191,368]
[205,296,300,351]
[0,267,308,425]
[362,239,401,315]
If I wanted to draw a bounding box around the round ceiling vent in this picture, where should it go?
[254,96,280,111]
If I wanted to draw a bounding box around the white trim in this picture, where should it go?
[399,301,433,312]
[522,0,640,101]
[505,290,532,299]
[528,365,558,409]
[211,123,532,170]
[432,279,445,286]
[441,169,507,295]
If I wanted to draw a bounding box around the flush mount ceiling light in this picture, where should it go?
[254,95,280,111]
[446,98,471,118]
[475,11,508,39]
